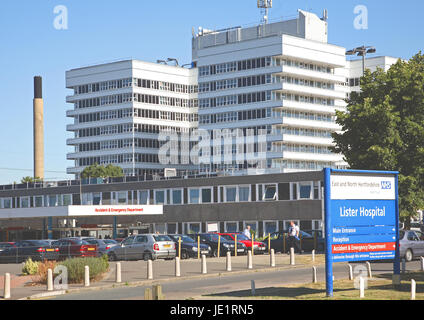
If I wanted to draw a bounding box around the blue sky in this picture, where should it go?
[0,0,422,184]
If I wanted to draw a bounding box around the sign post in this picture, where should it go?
[324,169,400,297]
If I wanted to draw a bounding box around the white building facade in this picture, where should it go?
[66,60,199,178]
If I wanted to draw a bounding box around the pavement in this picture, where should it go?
[0,252,324,300]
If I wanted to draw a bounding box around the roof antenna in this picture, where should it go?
[257,0,272,24]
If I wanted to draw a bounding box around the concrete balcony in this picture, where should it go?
[280,151,344,162]
[279,134,335,146]
[274,100,338,114]
[279,83,346,100]
[281,117,341,131]
[276,65,347,83]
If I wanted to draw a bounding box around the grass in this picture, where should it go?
[205,272,424,300]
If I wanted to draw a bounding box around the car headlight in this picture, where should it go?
[223,243,230,248]
[192,246,198,251]
[241,243,246,248]
[208,246,212,251]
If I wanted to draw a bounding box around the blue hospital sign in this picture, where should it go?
[324,169,400,297]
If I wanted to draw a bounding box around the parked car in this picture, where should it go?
[187,233,246,257]
[0,243,15,253]
[168,234,211,259]
[108,234,176,261]
[0,240,59,263]
[84,238,119,257]
[53,238,98,260]
[218,233,267,254]
[269,230,324,253]
[399,230,424,262]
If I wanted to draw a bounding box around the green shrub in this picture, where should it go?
[22,258,39,276]
[59,256,109,284]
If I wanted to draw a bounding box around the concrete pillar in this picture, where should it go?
[312,250,316,262]
[147,260,153,280]
[366,261,372,279]
[201,255,207,274]
[270,249,275,267]
[421,257,424,271]
[359,277,365,298]
[411,279,416,300]
[348,265,353,281]
[175,257,181,277]
[312,266,317,284]
[226,252,232,272]
[290,248,295,265]
[84,266,90,287]
[247,251,253,269]
[115,262,122,283]
[3,273,11,299]
[47,269,53,291]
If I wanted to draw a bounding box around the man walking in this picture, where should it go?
[243,225,252,240]
[287,221,302,253]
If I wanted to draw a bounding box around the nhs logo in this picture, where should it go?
[381,181,392,190]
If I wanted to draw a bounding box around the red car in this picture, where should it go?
[218,233,267,254]
[54,238,98,260]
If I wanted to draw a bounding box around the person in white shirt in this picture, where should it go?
[243,225,252,240]
[288,221,302,253]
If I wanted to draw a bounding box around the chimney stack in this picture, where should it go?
[33,76,44,180]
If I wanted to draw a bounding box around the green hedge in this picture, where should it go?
[60,255,109,283]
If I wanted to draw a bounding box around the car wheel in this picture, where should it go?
[143,252,152,261]
[405,249,413,262]
[181,250,189,260]
[108,252,117,261]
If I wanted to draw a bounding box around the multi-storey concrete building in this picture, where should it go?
[66,60,199,178]
[194,10,349,174]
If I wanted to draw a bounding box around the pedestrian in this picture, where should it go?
[243,225,252,240]
[287,221,302,254]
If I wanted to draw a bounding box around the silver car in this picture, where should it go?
[108,234,176,261]
[399,230,424,262]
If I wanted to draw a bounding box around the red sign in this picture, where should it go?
[332,242,396,254]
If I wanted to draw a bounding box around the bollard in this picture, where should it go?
[178,238,182,260]
[144,287,153,300]
[411,279,416,300]
[226,251,232,272]
[251,235,255,256]
[201,255,207,274]
[84,266,90,287]
[402,259,406,274]
[152,284,164,300]
[366,261,372,279]
[268,234,271,255]
[312,250,316,262]
[3,273,11,299]
[175,257,181,277]
[270,249,276,267]
[247,251,253,269]
[116,262,122,283]
[251,280,256,296]
[47,269,53,291]
[312,266,317,284]
[217,235,221,258]
[348,264,353,281]
[359,277,365,298]
[234,234,238,257]
[290,247,295,265]
[283,234,287,254]
[421,257,424,272]
[197,237,201,260]
[147,260,153,280]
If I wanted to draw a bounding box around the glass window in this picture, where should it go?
[189,189,200,204]
[264,221,278,235]
[155,223,166,234]
[299,182,312,199]
[139,190,149,205]
[172,190,182,205]
[82,193,92,205]
[155,190,165,205]
[167,223,178,234]
[117,191,127,204]
[48,195,58,207]
[34,196,43,208]
[201,188,212,203]
[63,194,72,206]
[225,187,237,202]
[263,185,277,201]
[239,186,250,202]
[187,223,201,234]
[93,193,101,205]
[20,197,30,208]
[225,222,238,233]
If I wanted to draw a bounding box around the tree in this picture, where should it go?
[80,163,124,179]
[332,52,424,225]
[21,176,43,184]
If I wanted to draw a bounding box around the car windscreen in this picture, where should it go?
[221,235,234,242]
[153,235,172,242]
[85,239,99,245]
[28,241,51,246]
[103,240,117,245]
[70,240,90,245]
[234,234,250,241]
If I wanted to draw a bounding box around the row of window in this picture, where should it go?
[199,90,272,109]
[272,159,336,170]
[274,58,334,74]
[0,181,321,211]
[199,57,272,77]
[274,110,335,123]
[74,77,198,95]
[198,74,272,93]
[274,92,335,106]
[275,127,333,139]
[275,75,335,90]
[77,109,133,124]
[272,144,332,155]
[134,108,197,122]
[78,153,160,167]
[199,108,272,125]
[77,138,164,153]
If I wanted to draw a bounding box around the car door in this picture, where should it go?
[119,237,135,260]
[131,235,148,260]
[406,231,419,257]
[413,231,424,256]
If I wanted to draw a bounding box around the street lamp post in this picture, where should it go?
[346,45,377,76]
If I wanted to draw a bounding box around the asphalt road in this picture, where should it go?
[46,260,420,300]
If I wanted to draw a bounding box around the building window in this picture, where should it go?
[243,221,258,236]
[283,220,300,231]
[299,182,313,199]
[238,186,250,202]
[262,184,277,201]
[189,189,200,204]
[154,223,166,234]
[138,190,149,205]
[20,197,30,208]
[224,222,239,233]
[225,186,237,202]
[93,193,102,205]
[48,195,58,207]
[62,194,72,206]
[154,190,166,205]
[172,189,183,205]
[167,223,178,234]
[201,188,212,203]
[34,196,43,208]
[185,222,201,234]
[263,221,278,236]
